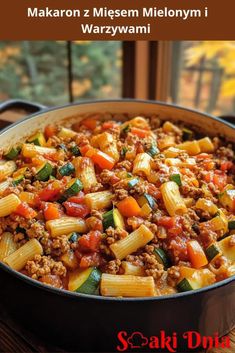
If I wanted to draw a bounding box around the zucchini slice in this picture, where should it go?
[228,220,235,230]
[147,144,159,157]
[60,178,83,202]
[5,146,21,160]
[68,267,101,294]
[12,167,28,186]
[36,162,53,181]
[177,278,200,292]
[169,174,182,186]
[59,162,75,176]
[206,243,221,261]
[28,132,46,146]
[103,208,125,230]
[153,248,169,269]
[138,193,156,210]
[219,189,235,211]
[68,232,79,243]
[127,178,139,188]
[182,128,193,141]
[70,145,81,156]
[218,235,235,261]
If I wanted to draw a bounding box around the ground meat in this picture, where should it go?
[50,235,70,257]
[149,115,161,129]
[25,254,66,280]
[140,253,164,279]
[26,221,47,239]
[126,254,144,267]
[114,187,129,201]
[99,169,115,184]
[105,227,128,245]
[90,209,103,220]
[199,226,217,248]
[181,184,204,199]
[116,160,132,171]
[89,182,103,193]
[105,259,121,274]
[167,266,180,287]
[229,234,235,246]
[129,180,148,195]
[216,146,234,159]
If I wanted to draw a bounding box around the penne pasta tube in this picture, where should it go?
[133,153,152,177]
[0,232,18,261]
[73,157,97,191]
[46,217,87,237]
[97,132,119,162]
[0,180,11,195]
[195,198,218,215]
[162,121,181,134]
[176,140,201,156]
[164,147,183,158]
[0,161,16,181]
[4,239,43,271]
[110,224,154,260]
[198,137,214,153]
[85,191,113,210]
[100,274,155,297]
[0,194,21,217]
[122,261,145,276]
[160,181,187,216]
[121,116,150,130]
[165,158,196,168]
[22,144,56,158]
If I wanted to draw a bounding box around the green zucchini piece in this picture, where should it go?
[36,162,53,181]
[205,243,221,261]
[138,193,156,209]
[147,144,159,157]
[70,145,81,156]
[5,146,21,160]
[60,178,83,202]
[121,147,128,157]
[12,175,24,186]
[182,128,193,141]
[170,174,182,186]
[69,267,101,294]
[228,220,235,230]
[59,162,75,176]
[128,178,139,188]
[177,278,197,292]
[103,208,125,230]
[218,235,235,261]
[122,125,130,134]
[153,248,169,269]
[68,232,79,243]
[28,132,46,146]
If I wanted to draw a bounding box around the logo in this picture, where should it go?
[116,330,231,352]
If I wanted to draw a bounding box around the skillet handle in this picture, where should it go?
[0,99,46,114]
[219,115,235,125]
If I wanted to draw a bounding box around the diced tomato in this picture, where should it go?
[63,202,90,218]
[204,172,213,183]
[167,235,189,262]
[79,252,103,268]
[39,275,62,288]
[102,121,119,130]
[213,171,227,190]
[15,202,37,219]
[158,216,176,229]
[203,160,215,171]
[86,216,103,232]
[38,182,61,201]
[81,118,97,130]
[67,192,85,204]
[196,153,211,159]
[147,184,162,199]
[79,231,101,252]
[44,124,57,139]
[44,203,61,221]
[220,161,233,172]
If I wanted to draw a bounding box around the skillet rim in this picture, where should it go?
[0,98,234,302]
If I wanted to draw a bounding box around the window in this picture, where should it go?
[0,41,122,106]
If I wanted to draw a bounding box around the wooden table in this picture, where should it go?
[0,110,234,353]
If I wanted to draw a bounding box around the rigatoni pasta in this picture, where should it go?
[0,113,234,297]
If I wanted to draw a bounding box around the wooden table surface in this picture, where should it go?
[0,110,234,353]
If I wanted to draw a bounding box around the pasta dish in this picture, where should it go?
[0,114,234,297]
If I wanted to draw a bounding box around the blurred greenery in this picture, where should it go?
[0,41,122,106]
